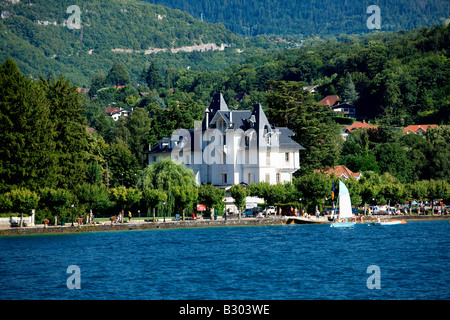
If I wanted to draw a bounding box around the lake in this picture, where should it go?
[0,220,448,300]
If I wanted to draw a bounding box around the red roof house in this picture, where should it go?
[315,165,361,180]
[318,95,340,106]
[403,124,437,135]
[345,120,378,133]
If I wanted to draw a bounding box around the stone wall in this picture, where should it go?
[0,218,286,236]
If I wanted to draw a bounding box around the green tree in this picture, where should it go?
[198,183,225,218]
[172,184,198,220]
[75,183,111,222]
[39,188,72,226]
[39,74,90,189]
[341,72,359,104]
[266,80,339,174]
[229,184,247,219]
[294,172,332,212]
[108,186,142,220]
[5,188,40,227]
[142,187,167,221]
[105,62,130,86]
[358,171,383,214]
[137,158,197,216]
[141,62,161,90]
[89,72,106,98]
[126,107,152,167]
[0,58,56,192]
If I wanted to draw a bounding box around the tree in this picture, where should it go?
[378,173,405,207]
[198,184,225,218]
[5,189,40,227]
[126,107,151,167]
[358,171,383,213]
[341,72,359,104]
[89,72,105,98]
[142,187,167,221]
[39,188,72,226]
[0,58,57,192]
[75,183,111,222]
[294,172,332,212]
[266,80,340,174]
[108,186,142,220]
[141,62,161,90]
[105,62,130,86]
[137,158,197,216]
[104,142,140,188]
[229,184,247,219]
[172,184,198,220]
[39,74,90,189]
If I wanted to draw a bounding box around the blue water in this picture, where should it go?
[0,221,448,300]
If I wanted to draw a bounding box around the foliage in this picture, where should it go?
[198,184,225,215]
[229,184,247,213]
[108,186,142,213]
[39,188,72,222]
[0,58,56,192]
[137,157,197,215]
[105,62,130,86]
[266,80,340,173]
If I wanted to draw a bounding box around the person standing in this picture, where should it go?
[128,211,132,222]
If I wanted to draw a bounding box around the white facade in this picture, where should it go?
[146,93,304,187]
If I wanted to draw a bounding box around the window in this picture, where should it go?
[222,174,227,184]
[248,173,253,184]
[265,173,270,183]
[276,173,281,183]
[285,152,290,162]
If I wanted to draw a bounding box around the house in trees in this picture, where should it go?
[105,107,133,121]
[315,165,361,181]
[318,95,356,118]
[145,92,305,188]
[341,120,378,140]
[403,124,437,135]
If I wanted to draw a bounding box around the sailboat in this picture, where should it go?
[330,180,356,228]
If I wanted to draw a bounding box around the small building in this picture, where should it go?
[315,165,361,181]
[318,95,356,118]
[340,120,377,140]
[403,124,437,135]
[332,102,356,118]
[105,107,132,121]
[318,95,340,107]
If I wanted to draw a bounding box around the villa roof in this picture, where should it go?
[318,95,340,106]
[315,165,361,180]
[403,124,437,134]
[345,120,377,132]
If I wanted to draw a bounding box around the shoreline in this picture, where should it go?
[0,215,448,237]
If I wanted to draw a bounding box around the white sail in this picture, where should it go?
[338,180,353,219]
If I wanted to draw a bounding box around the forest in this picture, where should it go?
[141,0,450,36]
[0,0,292,85]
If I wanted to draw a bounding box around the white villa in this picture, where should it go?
[145,93,304,188]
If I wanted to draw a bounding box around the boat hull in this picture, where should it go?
[371,220,406,226]
[330,222,356,228]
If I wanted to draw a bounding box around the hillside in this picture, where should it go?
[141,0,450,36]
[0,0,287,85]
